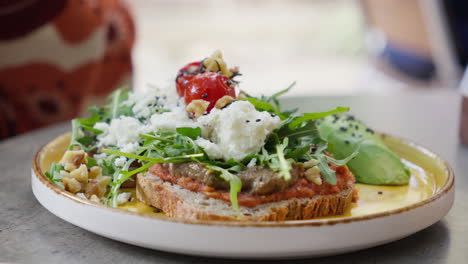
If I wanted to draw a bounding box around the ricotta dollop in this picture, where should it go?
[196,101,281,161]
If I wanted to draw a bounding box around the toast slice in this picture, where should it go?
[136,172,354,222]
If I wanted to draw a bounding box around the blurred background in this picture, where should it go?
[0,0,467,139]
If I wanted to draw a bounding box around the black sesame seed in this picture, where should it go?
[378,191,383,195]
[352,133,356,137]
[256,119,261,122]
[202,93,208,98]
[246,120,250,123]
[346,115,355,121]
[270,113,276,117]
[366,128,375,134]
[153,208,162,213]
[355,125,359,130]
[345,140,350,144]
[340,127,347,132]
[155,96,160,100]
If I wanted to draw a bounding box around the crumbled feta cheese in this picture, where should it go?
[95,116,148,149]
[120,142,139,153]
[117,192,132,205]
[93,153,107,165]
[197,101,281,161]
[148,106,199,132]
[114,157,127,167]
[125,84,180,118]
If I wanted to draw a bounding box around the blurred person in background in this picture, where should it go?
[0,0,135,140]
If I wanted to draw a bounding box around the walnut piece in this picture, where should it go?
[59,150,87,171]
[63,177,82,193]
[305,166,322,185]
[186,99,210,118]
[69,164,88,183]
[88,166,102,179]
[57,150,111,202]
[304,159,319,168]
[215,96,235,109]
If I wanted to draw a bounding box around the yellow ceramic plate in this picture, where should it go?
[32,133,455,258]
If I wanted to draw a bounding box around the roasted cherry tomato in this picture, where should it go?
[175,61,203,96]
[184,72,235,112]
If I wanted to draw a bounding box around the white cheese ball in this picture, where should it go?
[197,101,281,161]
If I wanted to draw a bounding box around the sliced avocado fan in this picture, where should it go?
[317,115,411,185]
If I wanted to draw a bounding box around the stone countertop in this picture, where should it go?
[1,93,467,263]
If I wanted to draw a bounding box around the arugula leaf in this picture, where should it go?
[261,138,293,181]
[45,162,65,189]
[243,82,297,120]
[322,145,360,166]
[275,138,292,180]
[317,157,337,185]
[176,127,202,140]
[288,107,350,129]
[87,156,98,167]
[285,145,310,160]
[245,97,277,113]
[69,119,84,150]
[102,148,204,163]
[205,164,242,214]
[107,161,155,207]
[270,81,296,99]
[109,87,131,119]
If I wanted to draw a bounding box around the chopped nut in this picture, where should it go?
[71,153,85,168]
[97,176,111,188]
[84,181,100,197]
[89,195,101,203]
[305,166,320,176]
[60,170,70,178]
[203,50,233,77]
[304,159,319,168]
[88,166,102,179]
[63,177,82,193]
[305,166,322,185]
[60,150,87,171]
[84,175,111,198]
[69,164,88,183]
[186,99,210,118]
[215,96,235,109]
[306,174,322,185]
[229,66,240,75]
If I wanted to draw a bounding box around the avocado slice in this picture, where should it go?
[317,115,411,185]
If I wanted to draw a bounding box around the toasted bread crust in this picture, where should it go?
[136,172,354,222]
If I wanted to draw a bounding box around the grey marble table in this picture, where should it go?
[1,92,467,264]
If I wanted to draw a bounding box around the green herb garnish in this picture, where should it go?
[45,162,65,189]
